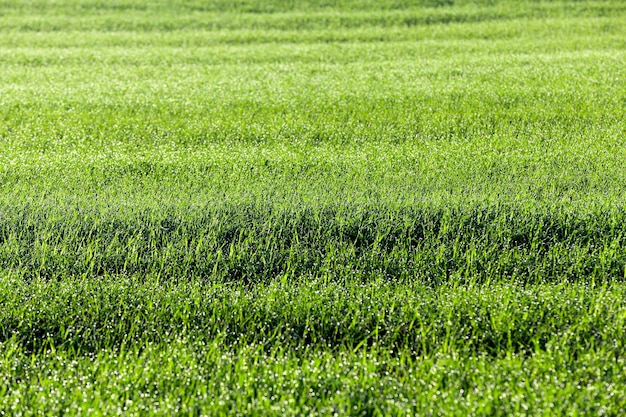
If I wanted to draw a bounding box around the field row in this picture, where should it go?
[3,276,625,356]
[1,198,626,283]
[1,1,624,32]
[3,336,624,415]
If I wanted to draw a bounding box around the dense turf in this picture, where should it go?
[1,0,626,414]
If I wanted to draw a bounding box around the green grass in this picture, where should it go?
[1,0,626,414]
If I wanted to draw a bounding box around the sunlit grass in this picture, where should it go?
[1,0,625,414]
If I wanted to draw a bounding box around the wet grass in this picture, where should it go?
[1,0,626,414]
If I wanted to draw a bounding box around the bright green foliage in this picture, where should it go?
[1,0,625,414]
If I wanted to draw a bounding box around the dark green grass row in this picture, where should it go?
[1,199,626,284]
[2,276,625,358]
[2,272,626,414]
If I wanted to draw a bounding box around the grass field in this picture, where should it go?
[1,0,626,414]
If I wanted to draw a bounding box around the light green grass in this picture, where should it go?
[1,0,626,414]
